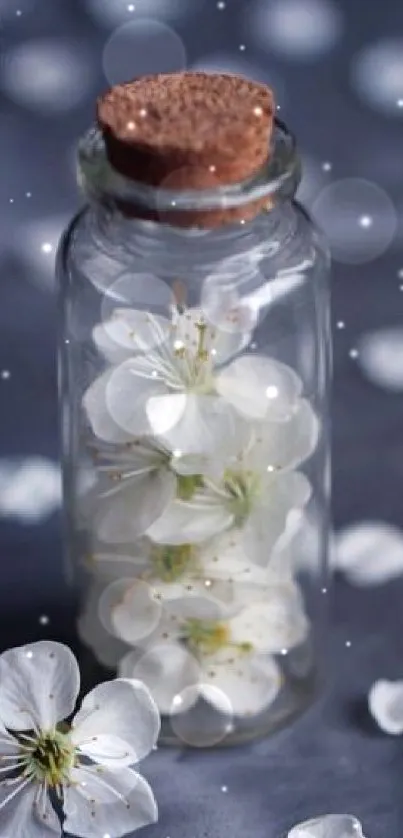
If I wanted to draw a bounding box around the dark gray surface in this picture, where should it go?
[1,1,403,836]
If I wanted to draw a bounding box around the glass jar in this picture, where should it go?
[57,117,331,747]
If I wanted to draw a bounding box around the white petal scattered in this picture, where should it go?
[335,521,403,585]
[369,680,403,735]
[356,327,403,391]
[0,458,61,523]
[288,814,366,838]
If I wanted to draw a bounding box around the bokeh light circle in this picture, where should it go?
[1,40,94,113]
[170,684,234,747]
[311,179,397,265]
[351,39,403,116]
[247,0,342,59]
[86,0,200,27]
[102,19,187,85]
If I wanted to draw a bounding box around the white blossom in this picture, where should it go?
[0,641,159,838]
[85,307,248,459]
[146,399,317,564]
[118,582,309,717]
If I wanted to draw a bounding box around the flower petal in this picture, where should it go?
[249,399,320,472]
[78,582,129,669]
[119,644,201,715]
[93,309,170,364]
[72,678,160,765]
[153,394,240,461]
[215,355,302,421]
[83,371,133,444]
[95,468,176,544]
[63,766,157,838]
[229,586,309,653]
[0,720,20,756]
[0,641,80,731]
[334,521,403,586]
[146,495,233,544]
[288,815,365,838]
[146,392,187,437]
[99,579,162,645]
[106,357,168,436]
[0,780,61,838]
[242,471,312,564]
[200,652,281,717]
[368,679,403,735]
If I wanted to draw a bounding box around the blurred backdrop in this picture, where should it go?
[1,0,403,833]
[1,0,403,647]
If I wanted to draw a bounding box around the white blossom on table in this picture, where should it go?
[0,640,160,838]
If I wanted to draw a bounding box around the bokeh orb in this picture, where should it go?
[86,0,199,27]
[352,39,403,116]
[246,0,342,60]
[311,179,397,264]
[102,19,187,85]
[1,40,94,113]
[170,684,234,747]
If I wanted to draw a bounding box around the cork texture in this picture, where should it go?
[97,71,275,227]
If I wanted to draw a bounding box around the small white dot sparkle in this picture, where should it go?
[359,215,373,228]
[1,370,11,380]
[41,242,53,254]
[39,615,50,626]
[349,348,359,359]
[266,385,278,399]
[345,640,352,648]
[397,98,403,107]
[322,161,332,172]
[239,44,246,51]
[397,269,403,279]
[217,1,226,8]
[221,785,228,792]
[336,320,345,329]
[26,651,33,659]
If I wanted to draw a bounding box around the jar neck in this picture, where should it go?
[78,118,301,226]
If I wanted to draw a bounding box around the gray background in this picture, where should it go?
[1,1,403,836]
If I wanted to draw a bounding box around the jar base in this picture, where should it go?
[157,651,320,749]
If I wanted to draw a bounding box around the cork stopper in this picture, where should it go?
[97,71,275,228]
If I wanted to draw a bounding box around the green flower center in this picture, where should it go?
[177,473,205,501]
[151,543,195,582]
[183,619,231,655]
[21,730,75,787]
[223,469,261,526]
[173,317,215,392]
[183,619,254,657]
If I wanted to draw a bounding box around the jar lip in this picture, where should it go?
[77,119,300,213]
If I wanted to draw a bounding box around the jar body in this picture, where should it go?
[58,199,331,747]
